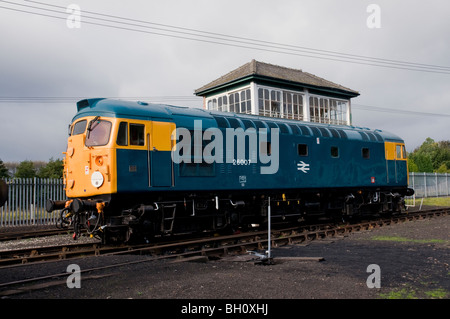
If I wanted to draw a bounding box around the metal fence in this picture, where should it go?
[0,178,66,227]
[409,172,450,198]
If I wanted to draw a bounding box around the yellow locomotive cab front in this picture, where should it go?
[64,116,117,198]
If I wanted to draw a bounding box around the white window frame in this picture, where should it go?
[282,90,305,121]
[309,94,350,125]
[205,84,350,126]
[205,86,252,114]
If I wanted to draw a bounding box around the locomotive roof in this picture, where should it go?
[74,98,403,143]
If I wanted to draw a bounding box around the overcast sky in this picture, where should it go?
[0,0,449,162]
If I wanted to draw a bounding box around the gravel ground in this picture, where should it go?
[0,209,448,314]
[0,230,101,251]
[0,213,448,316]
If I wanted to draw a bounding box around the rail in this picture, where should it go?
[0,208,447,297]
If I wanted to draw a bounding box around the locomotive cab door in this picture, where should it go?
[148,121,176,187]
[394,144,408,185]
[385,142,407,184]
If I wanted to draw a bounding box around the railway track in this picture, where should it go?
[0,228,70,242]
[0,207,447,269]
[0,207,447,296]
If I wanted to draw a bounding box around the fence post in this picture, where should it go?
[423,172,427,198]
[32,177,36,224]
[445,173,450,196]
[435,173,438,198]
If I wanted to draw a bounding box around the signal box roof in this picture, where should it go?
[195,60,360,98]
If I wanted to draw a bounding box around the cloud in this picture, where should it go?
[0,0,449,162]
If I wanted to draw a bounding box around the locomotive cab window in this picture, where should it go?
[116,122,128,146]
[130,124,145,146]
[298,144,308,156]
[85,119,112,147]
[72,120,87,136]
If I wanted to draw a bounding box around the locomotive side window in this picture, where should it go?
[298,144,308,156]
[116,122,128,146]
[72,120,87,136]
[85,120,112,147]
[362,147,370,159]
[331,146,339,158]
[396,145,402,159]
[396,145,407,159]
[130,124,145,146]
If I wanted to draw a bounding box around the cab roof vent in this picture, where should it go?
[76,98,106,111]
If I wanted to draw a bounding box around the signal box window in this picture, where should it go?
[331,146,339,158]
[298,144,308,156]
[362,148,370,159]
[116,122,128,146]
[130,124,145,146]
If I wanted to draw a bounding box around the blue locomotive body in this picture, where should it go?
[48,99,412,242]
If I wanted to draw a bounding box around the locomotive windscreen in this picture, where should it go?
[85,119,112,147]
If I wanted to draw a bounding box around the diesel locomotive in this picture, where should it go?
[46,98,413,243]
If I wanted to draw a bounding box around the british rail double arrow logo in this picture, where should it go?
[297,161,310,173]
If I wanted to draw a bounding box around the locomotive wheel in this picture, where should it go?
[103,226,130,244]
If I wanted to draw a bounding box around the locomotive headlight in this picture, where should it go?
[91,171,104,188]
[95,156,103,166]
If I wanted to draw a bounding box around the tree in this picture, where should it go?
[432,141,450,171]
[0,159,10,179]
[408,138,450,173]
[15,160,37,178]
[37,158,64,178]
[407,157,419,173]
[410,153,434,172]
[436,163,450,173]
